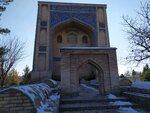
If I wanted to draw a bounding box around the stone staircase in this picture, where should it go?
[59,95,139,113]
[122,87,150,110]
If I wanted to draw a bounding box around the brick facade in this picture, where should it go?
[31,2,119,94]
[0,89,35,113]
[60,47,119,95]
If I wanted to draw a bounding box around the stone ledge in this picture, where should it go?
[129,87,150,95]
[61,47,116,50]
[123,91,150,110]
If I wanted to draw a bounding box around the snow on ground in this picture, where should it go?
[90,80,98,85]
[110,101,132,105]
[108,94,133,106]
[124,92,150,98]
[80,83,98,92]
[0,83,60,113]
[37,102,50,113]
[108,94,138,113]
[118,107,139,113]
[14,83,51,103]
[107,94,119,99]
[16,85,37,101]
[0,83,52,107]
[132,82,150,90]
[37,93,60,113]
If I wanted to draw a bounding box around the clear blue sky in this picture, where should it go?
[1,0,147,75]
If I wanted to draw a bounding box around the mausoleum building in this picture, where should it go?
[32,1,119,94]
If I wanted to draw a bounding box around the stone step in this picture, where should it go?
[60,101,138,112]
[123,91,150,99]
[123,91,150,110]
[61,98,128,104]
[60,109,119,113]
[61,95,128,102]
[129,87,150,95]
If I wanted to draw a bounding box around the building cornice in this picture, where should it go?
[38,1,107,8]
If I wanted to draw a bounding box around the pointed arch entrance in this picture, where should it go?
[60,47,119,95]
[77,59,105,95]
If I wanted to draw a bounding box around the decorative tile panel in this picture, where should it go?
[49,5,98,68]
[50,11,97,30]
[50,5,96,12]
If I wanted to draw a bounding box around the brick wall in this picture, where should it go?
[0,82,60,113]
[0,89,35,113]
[60,47,119,94]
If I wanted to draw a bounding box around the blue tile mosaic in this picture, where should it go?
[50,5,96,12]
[50,11,97,30]
[49,5,98,69]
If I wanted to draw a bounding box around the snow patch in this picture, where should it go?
[37,93,60,113]
[80,84,98,92]
[118,107,139,113]
[124,92,150,98]
[0,83,60,113]
[110,101,132,105]
[107,94,118,99]
[132,82,150,90]
[0,83,52,106]
[90,80,98,85]
[108,94,132,106]
[13,83,51,103]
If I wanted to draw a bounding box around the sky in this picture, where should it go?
[0,0,147,75]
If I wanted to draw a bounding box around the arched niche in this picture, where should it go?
[52,19,95,52]
[50,19,95,80]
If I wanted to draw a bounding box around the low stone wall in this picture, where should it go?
[122,83,150,110]
[0,89,35,113]
[129,87,150,95]
[0,81,60,113]
[119,78,132,86]
[123,91,150,110]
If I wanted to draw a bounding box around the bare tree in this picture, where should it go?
[122,1,150,65]
[0,36,24,86]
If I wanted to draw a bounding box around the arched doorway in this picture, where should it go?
[77,59,105,95]
[60,47,119,95]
